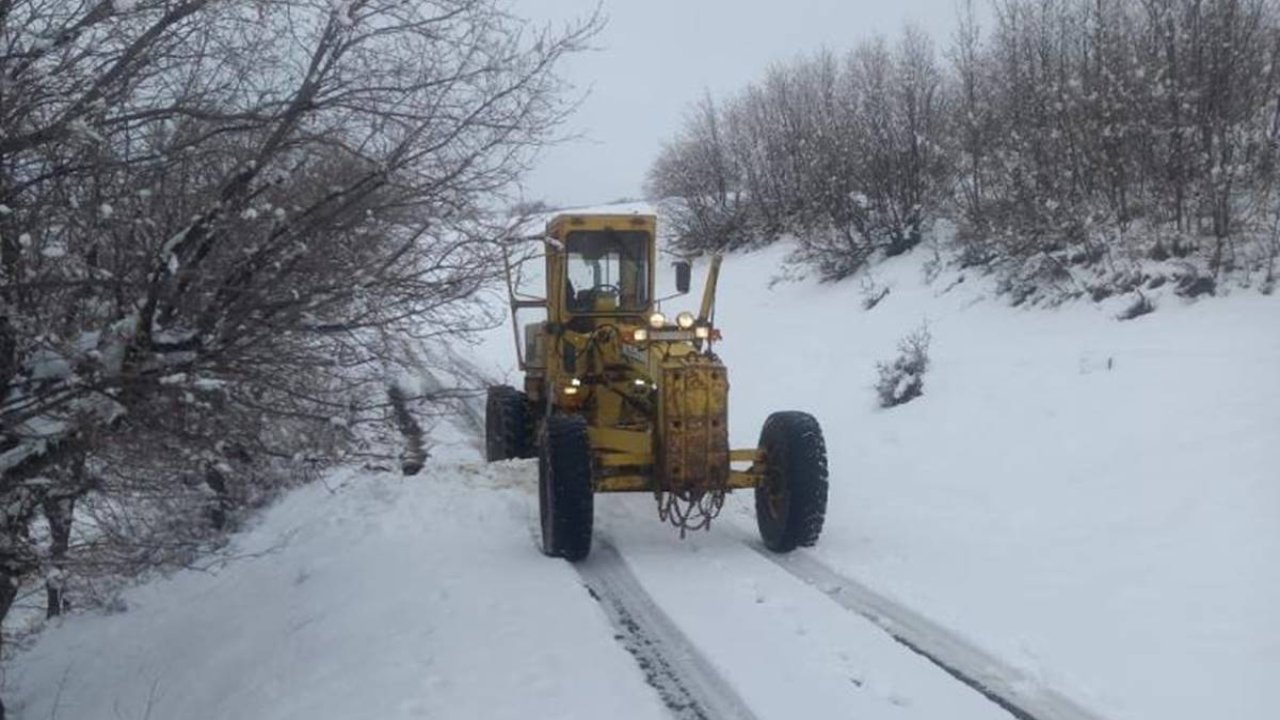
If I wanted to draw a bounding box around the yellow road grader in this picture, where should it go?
[486,213,828,560]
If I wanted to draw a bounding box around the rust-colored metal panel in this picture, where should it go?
[659,359,729,492]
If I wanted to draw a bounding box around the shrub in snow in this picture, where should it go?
[1117,293,1155,320]
[998,253,1076,307]
[875,325,932,408]
[1089,285,1113,302]
[1175,272,1216,298]
[860,275,890,310]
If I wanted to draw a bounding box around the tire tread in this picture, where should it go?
[486,386,531,461]
[755,411,829,552]
[540,414,594,560]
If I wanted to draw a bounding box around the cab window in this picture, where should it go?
[564,230,649,313]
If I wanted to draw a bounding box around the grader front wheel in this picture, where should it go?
[755,411,829,552]
[538,414,594,561]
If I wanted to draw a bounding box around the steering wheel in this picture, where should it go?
[593,284,621,295]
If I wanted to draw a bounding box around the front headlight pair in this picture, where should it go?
[647,311,696,329]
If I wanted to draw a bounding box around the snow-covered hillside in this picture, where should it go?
[701,241,1280,720]
[10,207,1278,720]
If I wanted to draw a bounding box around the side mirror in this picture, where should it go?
[674,261,692,294]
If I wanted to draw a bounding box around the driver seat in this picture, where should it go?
[591,291,618,312]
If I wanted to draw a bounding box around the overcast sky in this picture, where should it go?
[517,0,982,208]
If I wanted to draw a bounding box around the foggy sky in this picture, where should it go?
[517,0,979,208]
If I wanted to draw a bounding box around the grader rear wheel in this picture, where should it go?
[485,385,532,461]
[538,414,594,561]
[755,411,829,552]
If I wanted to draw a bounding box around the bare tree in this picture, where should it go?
[0,2,598,712]
[650,31,951,278]
[950,0,997,257]
[648,93,749,251]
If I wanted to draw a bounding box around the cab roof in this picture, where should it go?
[545,213,657,238]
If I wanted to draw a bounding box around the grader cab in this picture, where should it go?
[486,213,828,560]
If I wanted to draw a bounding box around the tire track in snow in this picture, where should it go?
[751,545,1112,720]
[574,537,761,720]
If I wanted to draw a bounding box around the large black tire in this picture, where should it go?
[538,414,594,561]
[754,411,829,552]
[485,386,531,461]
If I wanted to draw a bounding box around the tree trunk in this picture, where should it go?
[0,315,15,404]
[388,385,426,476]
[205,464,232,531]
[0,572,20,720]
[44,495,74,618]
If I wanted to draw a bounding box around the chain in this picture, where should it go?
[655,489,727,538]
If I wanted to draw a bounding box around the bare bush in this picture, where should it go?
[647,94,751,253]
[1117,292,1156,320]
[647,30,950,273]
[651,0,1280,299]
[859,275,890,310]
[875,324,932,408]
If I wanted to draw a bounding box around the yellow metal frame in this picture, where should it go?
[510,212,763,494]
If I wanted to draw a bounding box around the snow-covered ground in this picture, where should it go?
[10,204,1278,720]
[9,464,671,720]
[703,242,1280,720]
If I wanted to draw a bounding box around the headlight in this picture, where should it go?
[632,328,648,342]
[676,311,696,329]
[694,326,711,339]
[563,377,582,395]
[648,312,666,329]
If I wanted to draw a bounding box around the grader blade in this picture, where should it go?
[659,361,730,492]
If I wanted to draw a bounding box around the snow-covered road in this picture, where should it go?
[756,544,1105,720]
[589,488,1106,720]
[569,536,758,720]
[12,460,1052,720]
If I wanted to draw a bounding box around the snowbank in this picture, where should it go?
[707,243,1280,720]
[10,463,667,720]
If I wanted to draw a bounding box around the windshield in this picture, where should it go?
[564,230,650,313]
